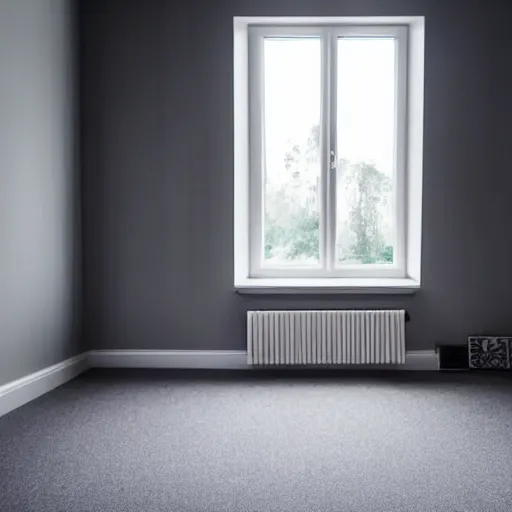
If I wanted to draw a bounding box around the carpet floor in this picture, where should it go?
[1,369,512,512]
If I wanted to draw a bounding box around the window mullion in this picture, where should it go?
[325,31,338,272]
[320,30,331,272]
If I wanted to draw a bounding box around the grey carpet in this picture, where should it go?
[1,369,512,512]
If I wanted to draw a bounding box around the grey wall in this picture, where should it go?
[80,0,511,352]
[0,0,80,385]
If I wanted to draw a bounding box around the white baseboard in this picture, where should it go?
[87,349,438,371]
[0,349,438,419]
[0,354,90,418]
[87,350,249,369]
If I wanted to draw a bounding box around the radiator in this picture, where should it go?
[247,310,406,365]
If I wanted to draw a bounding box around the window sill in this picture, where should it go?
[235,277,420,294]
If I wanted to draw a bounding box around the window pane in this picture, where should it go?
[263,38,321,266]
[335,38,396,266]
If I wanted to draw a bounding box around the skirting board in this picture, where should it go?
[87,349,438,371]
[87,350,249,370]
[0,354,89,418]
[0,349,438,419]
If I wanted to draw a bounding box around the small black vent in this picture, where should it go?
[436,345,469,370]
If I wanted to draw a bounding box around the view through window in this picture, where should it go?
[250,27,406,278]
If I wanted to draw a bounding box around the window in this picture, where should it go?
[234,17,425,293]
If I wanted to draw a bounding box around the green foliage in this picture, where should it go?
[340,161,392,264]
[285,209,319,259]
[380,245,394,263]
[265,125,320,261]
[265,219,283,260]
[264,124,393,265]
[265,207,319,261]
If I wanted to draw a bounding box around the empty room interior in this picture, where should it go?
[1,0,512,510]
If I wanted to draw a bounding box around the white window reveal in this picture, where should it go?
[234,17,425,293]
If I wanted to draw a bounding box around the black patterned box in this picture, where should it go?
[468,337,511,369]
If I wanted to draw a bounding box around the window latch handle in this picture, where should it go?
[330,150,336,171]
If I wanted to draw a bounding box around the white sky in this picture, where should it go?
[264,37,396,180]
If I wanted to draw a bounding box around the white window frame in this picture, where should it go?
[234,17,425,294]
